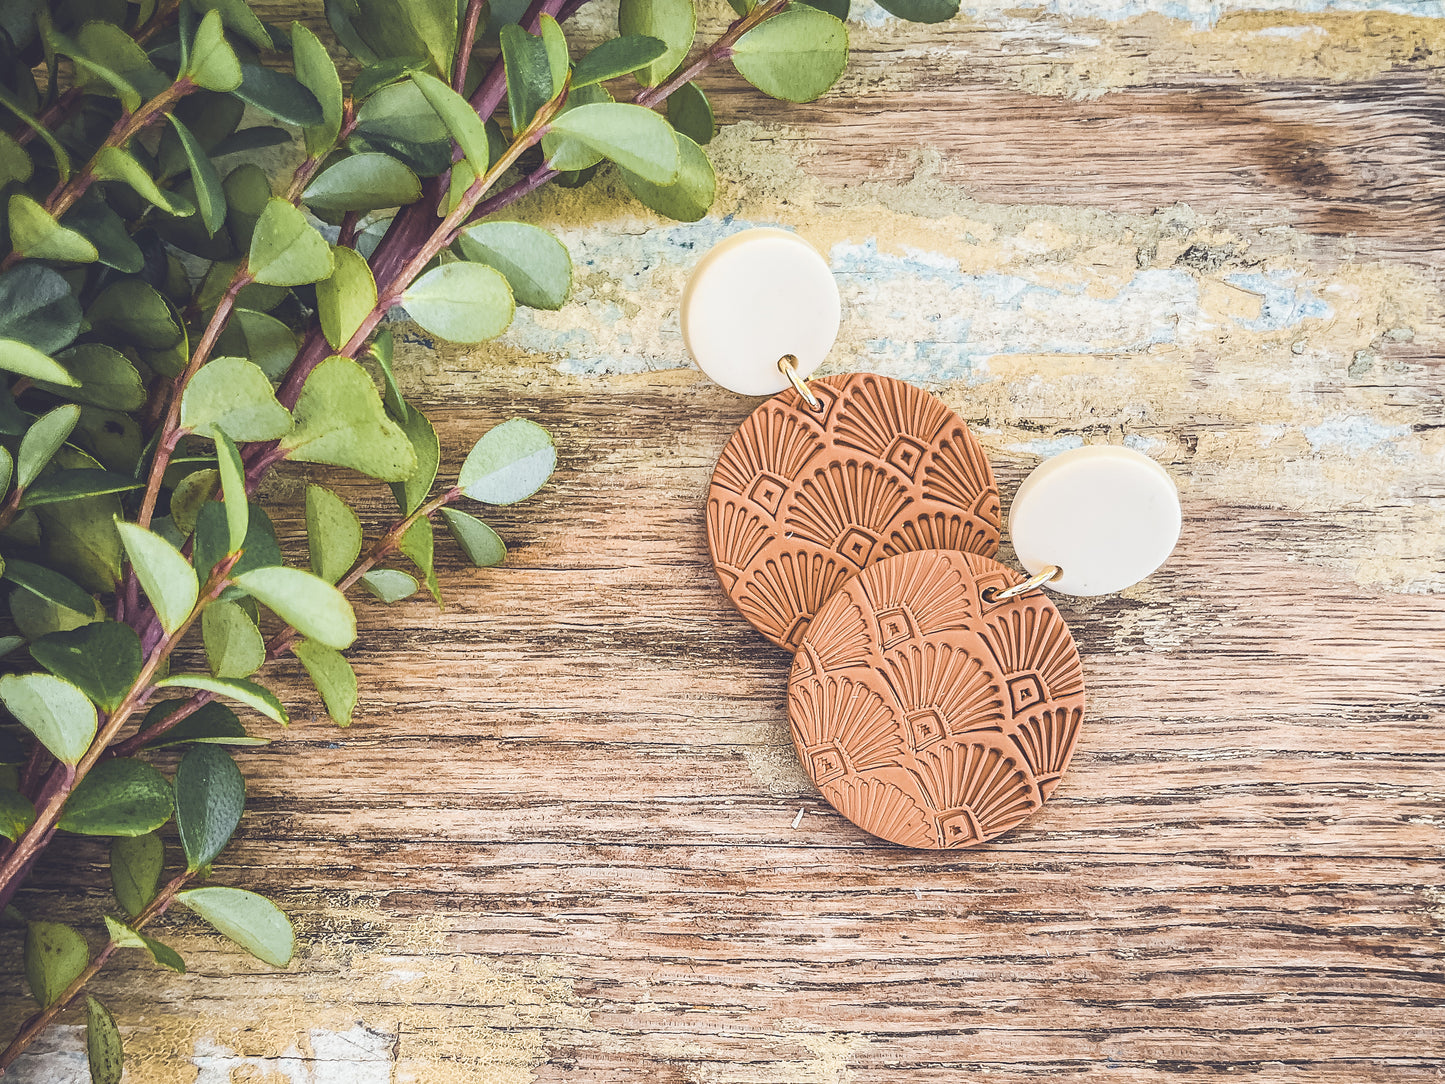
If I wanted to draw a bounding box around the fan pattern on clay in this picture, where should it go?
[790,550,1086,849]
[707,374,1000,650]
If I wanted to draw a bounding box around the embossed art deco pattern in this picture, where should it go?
[789,550,1086,849]
[707,374,1001,650]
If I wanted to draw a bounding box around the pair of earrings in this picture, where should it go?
[681,229,1182,850]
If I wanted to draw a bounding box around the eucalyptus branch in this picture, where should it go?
[453,0,488,93]
[0,871,192,1072]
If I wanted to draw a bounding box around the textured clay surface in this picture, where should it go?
[707,373,1000,651]
[789,549,1086,849]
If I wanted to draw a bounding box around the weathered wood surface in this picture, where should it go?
[4,0,1445,1080]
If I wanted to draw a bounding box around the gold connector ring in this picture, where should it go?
[982,565,1063,603]
[778,354,822,410]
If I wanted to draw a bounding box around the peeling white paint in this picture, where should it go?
[1302,414,1411,453]
[193,1025,394,1084]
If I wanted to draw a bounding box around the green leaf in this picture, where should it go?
[440,506,506,567]
[618,0,695,87]
[292,22,343,154]
[351,57,428,101]
[87,280,182,350]
[155,674,288,725]
[316,246,377,350]
[61,192,143,273]
[194,0,273,50]
[0,88,71,183]
[234,566,356,650]
[666,80,713,145]
[180,356,293,442]
[359,568,417,603]
[48,24,142,112]
[86,996,124,1084]
[401,262,514,344]
[302,152,421,213]
[8,193,97,263]
[115,522,198,636]
[732,8,848,103]
[352,78,449,147]
[215,309,297,380]
[141,699,266,748]
[175,743,244,871]
[177,886,293,967]
[111,833,163,917]
[247,198,334,286]
[621,131,715,222]
[202,600,264,679]
[875,0,956,20]
[0,265,80,353]
[0,131,30,188]
[500,25,554,133]
[545,102,680,183]
[0,446,9,495]
[8,584,98,641]
[43,344,142,409]
[572,35,668,88]
[294,640,358,727]
[58,758,173,836]
[234,65,324,127]
[305,484,362,584]
[388,406,439,515]
[166,116,226,237]
[93,147,195,217]
[21,468,143,508]
[186,9,242,91]
[2,559,94,616]
[458,418,557,505]
[411,74,490,176]
[0,338,80,387]
[458,222,571,311]
[214,431,249,553]
[278,356,417,480]
[25,921,87,1007]
[170,469,218,535]
[399,516,439,604]
[17,403,81,488]
[799,0,850,18]
[194,501,280,582]
[540,16,569,97]
[222,164,271,250]
[0,788,36,841]
[103,917,185,973]
[29,622,140,713]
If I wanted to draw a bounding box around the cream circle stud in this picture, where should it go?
[681,228,841,396]
[1009,445,1181,596]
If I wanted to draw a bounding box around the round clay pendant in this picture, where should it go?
[788,549,1085,849]
[707,373,1001,651]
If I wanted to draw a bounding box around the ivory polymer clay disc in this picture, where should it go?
[681,228,841,396]
[1010,445,1182,596]
[707,373,1001,651]
[788,549,1086,850]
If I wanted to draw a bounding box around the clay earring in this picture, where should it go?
[685,229,1002,652]
[788,447,1181,849]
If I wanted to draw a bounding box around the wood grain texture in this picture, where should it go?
[4,0,1445,1080]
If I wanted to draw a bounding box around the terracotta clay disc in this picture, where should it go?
[706,373,1000,651]
[788,549,1086,849]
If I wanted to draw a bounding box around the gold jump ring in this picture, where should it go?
[778,355,822,410]
[982,565,1063,603]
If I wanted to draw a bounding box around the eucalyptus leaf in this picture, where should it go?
[389,405,439,515]
[223,164,271,250]
[25,921,87,1007]
[799,0,851,18]
[0,265,81,353]
[351,57,428,101]
[87,279,182,350]
[399,516,440,604]
[61,193,143,272]
[93,147,196,217]
[141,699,266,748]
[278,356,417,481]
[0,88,71,182]
[170,470,218,535]
[3,559,95,615]
[352,79,450,148]
[57,758,173,837]
[302,153,421,213]
[732,8,849,103]
[411,74,490,175]
[29,621,140,712]
[180,356,293,442]
[499,24,553,133]
[316,246,377,349]
[292,22,343,155]
[359,568,417,603]
[875,0,957,20]
[103,917,185,973]
[214,431,249,553]
[194,501,281,582]
[186,9,242,91]
[440,506,506,567]
[165,115,226,236]
[234,566,357,650]
[572,35,667,88]
[44,344,143,409]
[86,997,123,1084]
[621,132,715,221]
[20,469,143,508]
[618,0,695,87]
[666,80,714,145]
[7,193,97,263]
[0,131,30,188]
[111,832,163,917]
[0,788,37,842]
[545,102,680,184]
[459,417,557,505]
[458,222,571,310]
[176,886,293,967]
[202,599,265,679]
[0,338,80,387]
[193,0,273,49]
[248,199,334,287]
[175,743,245,871]
[16,407,81,496]
[305,484,362,584]
[215,309,297,380]
[154,674,288,725]
[294,640,358,727]
[115,522,199,635]
[234,65,324,128]
[401,262,514,344]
